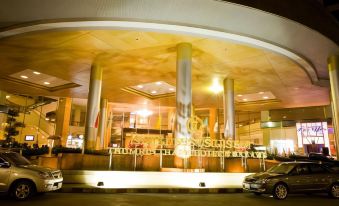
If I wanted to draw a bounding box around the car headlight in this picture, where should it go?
[38,171,52,179]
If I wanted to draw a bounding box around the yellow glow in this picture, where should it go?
[20,75,28,79]
[174,144,191,158]
[242,98,247,101]
[136,109,153,117]
[209,78,223,94]
[6,95,10,99]
[44,82,50,85]
[33,71,40,75]
[76,171,252,189]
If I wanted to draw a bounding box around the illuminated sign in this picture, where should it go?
[296,122,330,149]
[109,148,267,158]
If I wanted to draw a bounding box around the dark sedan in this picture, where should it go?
[243,162,339,200]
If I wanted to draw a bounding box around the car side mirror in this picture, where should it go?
[0,162,11,168]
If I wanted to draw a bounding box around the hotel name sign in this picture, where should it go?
[109,116,267,159]
[109,147,267,158]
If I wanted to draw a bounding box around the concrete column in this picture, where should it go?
[85,63,103,151]
[97,98,108,149]
[175,43,192,161]
[223,78,235,139]
[261,110,270,145]
[73,108,81,126]
[328,55,339,158]
[55,97,72,146]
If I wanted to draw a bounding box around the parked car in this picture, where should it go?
[243,162,339,200]
[0,150,63,200]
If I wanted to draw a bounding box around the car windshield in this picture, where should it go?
[1,152,31,165]
[267,164,296,174]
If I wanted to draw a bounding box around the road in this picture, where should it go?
[0,192,337,206]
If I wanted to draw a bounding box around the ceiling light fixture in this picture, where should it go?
[263,96,269,99]
[137,85,143,88]
[33,71,40,75]
[6,95,10,99]
[20,75,28,79]
[237,94,243,97]
[243,98,248,101]
[155,82,162,85]
[169,88,175,91]
[44,82,50,85]
[209,78,223,94]
[151,90,157,94]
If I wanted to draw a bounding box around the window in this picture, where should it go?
[309,164,327,174]
[295,164,310,175]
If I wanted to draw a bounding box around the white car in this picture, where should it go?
[0,150,63,200]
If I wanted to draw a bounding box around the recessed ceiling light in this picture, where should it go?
[6,95,10,99]
[263,96,269,99]
[169,88,175,91]
[33,71,40,75]
[20,75,28,79]
[151,90,157,94]
[259,92,264,94]
[237,94,243,97]
[243,98,248,101]
[239,124,243,127]
[137,85,143,88]
[155,82,162,85]
[44,82,50,85]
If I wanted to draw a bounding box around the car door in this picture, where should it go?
[288,164,313,192]
[0,157,11,192]
[308,163,332,190]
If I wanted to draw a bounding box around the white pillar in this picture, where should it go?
[223,78,235,139]
[84,63,103,151]
[98,98,108,149]
[175,43,192,163]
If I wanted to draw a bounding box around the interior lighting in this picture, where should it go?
[20,75,28,79]
[5,95,10,99]
[267,121,273,127]
[44,82,50,85]
[242,98,247,101]
[151,90,157,94]
[209,78,223,94]
[263,96,269,99]
[237,94,243,97]
[33,71,40,75]
[155,82,162,85]
[169,88,175,91]
[136,109,153,117]
[259,92,264,94]
[137,85,143,88]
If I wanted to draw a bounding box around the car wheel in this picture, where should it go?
[10,180,35,200]
[329,183,339,199]
[273,183,288,200]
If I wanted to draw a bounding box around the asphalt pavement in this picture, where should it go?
[0,192,337,206]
